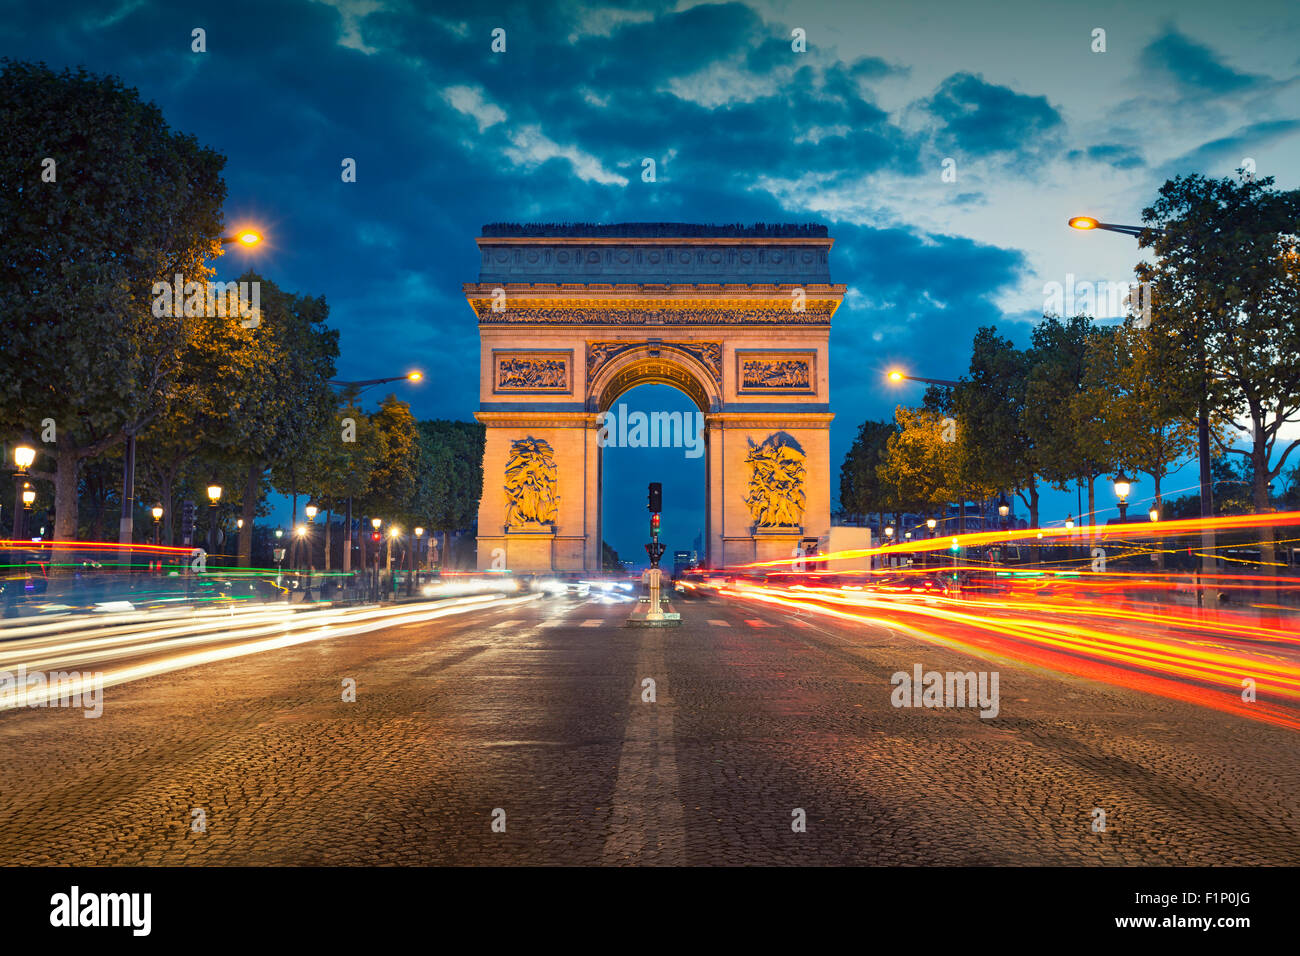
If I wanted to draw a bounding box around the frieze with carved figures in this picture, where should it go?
[493,351,572,393]
[586,341,722,383]
[736,350,816,393]
[473,305,834,326]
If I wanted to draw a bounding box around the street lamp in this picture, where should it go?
[1069,214,1215,591]
[221,229,263,246]
[1064,514,1074,530]
[1066,216,1144,238]
[885,369,960,388]
[152,505,164,545]
[305,503,318,522]
[206,484,222,556]
[414,527,424,587]
[12,443,35,539]
[1113,472,1133,522]
[997,494,1010,530]
[926,517,937,534]
[1149,506,1160,522]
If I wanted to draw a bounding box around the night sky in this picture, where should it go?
[5,0,1298,562]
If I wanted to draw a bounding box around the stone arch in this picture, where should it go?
[587,345,722,415]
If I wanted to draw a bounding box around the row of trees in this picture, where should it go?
[843,173,1300,564]
[0,60,485,568]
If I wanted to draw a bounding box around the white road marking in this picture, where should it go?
[490,620,524,629]
[744,619,775,628]
[707,619,731,627]
[602,633,684,865]
[580,619,604,627]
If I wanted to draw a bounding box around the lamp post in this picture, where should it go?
[388,526,399,598]
[371,518,383,601]
[20,484,36,538]
[206,484,222,557]
[414,527,424,590]
[1070,214,1214,593]
[12,444,35,539]
[118,232,263,549]
[327,373,423,575]
[274,528,285,588]
[1113,472,1133,523]
[152,505,164,546]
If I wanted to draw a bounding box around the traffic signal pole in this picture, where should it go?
[645,482,666,621]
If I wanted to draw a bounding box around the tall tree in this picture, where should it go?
[955,327,1043,527]
[0,61,225,545]
[231,274,339,564]
[1024,314,1113,532]
[1136,173,1300,566]
[839,419,895,523]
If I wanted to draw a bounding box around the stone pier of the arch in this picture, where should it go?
[468,224,844,572]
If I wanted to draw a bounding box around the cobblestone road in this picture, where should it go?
[0,591,1296,865]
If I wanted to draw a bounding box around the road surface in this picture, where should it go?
[0,591,1296,865]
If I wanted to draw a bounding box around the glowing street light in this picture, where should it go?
[151,504,164,546]
[221,229,263,246]
[21,484,35,507]
[12,444,37,538]
[885,369,959,388]
[1067,216,1143,238]
[1149,506,1160,522]
[371,517,382,531]
[1113,471,1134,522]
[1064,514,1074,530]
[304,503,319,521]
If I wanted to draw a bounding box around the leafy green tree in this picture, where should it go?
[231,274,339,564]
[1136,173,1300,565]
[411,419,485,566]
[877,407,957,520]
[1077,320,1202,518]
[954,327,1043,527]
[839,419,895,523]
[0,61,226,545]
[1024,314,1114,530]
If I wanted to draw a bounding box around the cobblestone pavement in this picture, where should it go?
[0,591,1296,865]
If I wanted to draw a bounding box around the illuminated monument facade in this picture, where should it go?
[469,223,843,571]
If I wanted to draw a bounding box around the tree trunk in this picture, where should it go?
[239,462,260,566]
[1087,476,1097,546]
[1253,431,1276,575]
[324,509,332,572]
[51,447,81,566]
[159,472,174,546]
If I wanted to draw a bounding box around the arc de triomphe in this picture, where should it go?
[468,223,843,571]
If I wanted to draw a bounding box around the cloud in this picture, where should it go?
[919,72,1063,159]
[1141,29,1265,96]
[442,84,507,131]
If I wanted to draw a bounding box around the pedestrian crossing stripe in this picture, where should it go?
[580,619,603,627]
[491,620,524,629]
[707,619,731,626]
[744,619,775,628]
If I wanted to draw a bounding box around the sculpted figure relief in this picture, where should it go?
[505,437,559,527]
[744,434,806,528]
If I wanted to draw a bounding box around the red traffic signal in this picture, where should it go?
[370,531,382,542]
[651,513,660,531]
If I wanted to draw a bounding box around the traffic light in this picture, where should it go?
[370,531,382,543]
[950,537,960,553]
[651,513,660,533]
[180,500,196,540]
[647,481,662,513]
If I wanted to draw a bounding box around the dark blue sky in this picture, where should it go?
[5,0,1297,560]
